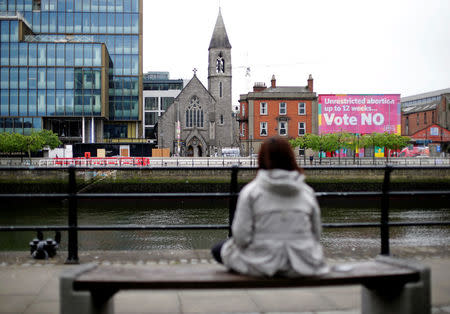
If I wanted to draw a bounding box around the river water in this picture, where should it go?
[1,199,449,258]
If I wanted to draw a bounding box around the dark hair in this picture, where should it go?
[258,137,303,173]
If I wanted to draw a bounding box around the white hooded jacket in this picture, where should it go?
[221,169,329,277]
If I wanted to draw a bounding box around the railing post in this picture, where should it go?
[380,164,393,255]
[65,166,79,264]
[228,166,239,237]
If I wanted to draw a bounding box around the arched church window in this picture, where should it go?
[185,96,204,128]
[216,52,225,73]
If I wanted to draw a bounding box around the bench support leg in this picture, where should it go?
[60,263,115,314]
[361,256,431,314]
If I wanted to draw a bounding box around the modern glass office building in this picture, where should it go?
[142,71,184,142]
[0,0,142,143]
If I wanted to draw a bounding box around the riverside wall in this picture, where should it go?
[0,166,449,193]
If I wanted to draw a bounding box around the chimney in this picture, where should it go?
[307,74,313,92]
[253,82,267,92]
[271,75,276,88]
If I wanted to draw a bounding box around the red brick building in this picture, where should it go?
[238,75,318,156]
[401,88,450,154]
[402,103,439,136]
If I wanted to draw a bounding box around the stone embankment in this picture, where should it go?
[1,166,449,193]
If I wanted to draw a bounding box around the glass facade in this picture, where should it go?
[142,72,184,141]
[0,0,142,140]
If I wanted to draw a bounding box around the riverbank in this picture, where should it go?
[1,166,449,193]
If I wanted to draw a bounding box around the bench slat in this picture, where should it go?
[73,261,420,291]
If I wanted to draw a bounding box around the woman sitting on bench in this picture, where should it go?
[212,137,329,277]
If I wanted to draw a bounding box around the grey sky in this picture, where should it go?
[143,0,450,107]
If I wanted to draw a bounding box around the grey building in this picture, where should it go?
[157,10,236,156]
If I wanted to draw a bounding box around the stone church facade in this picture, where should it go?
[157,10,235,157]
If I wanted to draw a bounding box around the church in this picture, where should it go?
[157,10,236,157]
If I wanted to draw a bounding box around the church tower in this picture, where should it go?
[208,9,233,149]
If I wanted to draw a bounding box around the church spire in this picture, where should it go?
[209,9,232,50]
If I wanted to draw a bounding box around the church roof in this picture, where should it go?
[175,74,216,103]
[209,9,232,49]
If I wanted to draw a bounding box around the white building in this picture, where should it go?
[142,72,185,143]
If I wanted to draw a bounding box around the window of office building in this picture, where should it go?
[161,97,174,111]
[0,68,8,89]
[104,124,127,139]
[145,97,158,110]
[145,126,155,139]
[145,112,158,126]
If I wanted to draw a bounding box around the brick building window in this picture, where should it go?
[260,102,267,115]
[432,111,435,123]
[278,121,287,136]
[417,113,419,126]
[424,112,427,124]
[298,122,306,136]
[298,102,305,115]
[260,122,267,136]
[279,102,286,115]
[241,123,245,136]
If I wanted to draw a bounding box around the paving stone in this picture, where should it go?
[23,300,59,314]
[0,295,35,313]
[179,290,259,313]
[114,291,180,313]
[248,288,335,312]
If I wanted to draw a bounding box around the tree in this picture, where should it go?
[339,132,359,164]
[359,134,376,164]
[322,134,340,156]
[0,130,61,160]
[304,134,328,164]
[371,133,388,162]
[384,133,410,161]
[23,132,45,160]
[0,133,11,155]
[0,133,24,156]
[37,129,61,150]
[289,136,308,164]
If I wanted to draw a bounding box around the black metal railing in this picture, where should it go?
[0,165,449,264]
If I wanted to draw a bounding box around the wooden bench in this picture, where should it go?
[60,255,430,314]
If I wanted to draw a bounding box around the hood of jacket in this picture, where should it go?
[257,169,305,196]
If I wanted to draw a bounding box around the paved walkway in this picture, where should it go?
[0,251,449,314]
